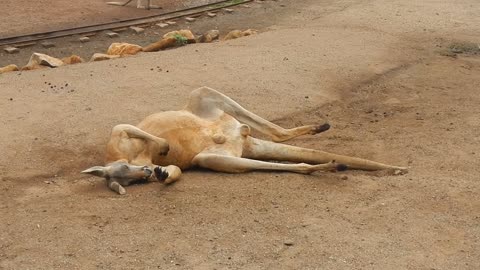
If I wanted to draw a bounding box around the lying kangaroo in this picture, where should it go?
[82,87,407,194]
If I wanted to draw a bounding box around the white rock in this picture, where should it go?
[26,53,64,68]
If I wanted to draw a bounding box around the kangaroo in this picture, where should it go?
[82,87,407,194]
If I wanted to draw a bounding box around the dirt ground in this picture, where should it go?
[0,0,222,37]
[1,0,480,269]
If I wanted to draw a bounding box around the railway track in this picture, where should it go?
[0,0,252,47]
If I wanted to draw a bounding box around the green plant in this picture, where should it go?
[173,34,188,45]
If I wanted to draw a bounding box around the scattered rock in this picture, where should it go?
[197,30,220,43]
[163,30,196,44]
[79,36,90,43]
[156,23,169,28]
[166,21,177,25]
[62,55,84,65]
[40,41,55,48]
[105,31,120,38]
[129,26,145,34]
[223,29,258,40]
[142,37,177,52]
[4,46,20,54]
[0,64,19,74]
[224,8,234,13]
[284,240,294,246]
[107,42,143,56]
[341,175,348,180]
[185,17,196,22]
[23,53,64,70]
[207,12,216,17]
[90,53,120,62]
[242,4,251,8]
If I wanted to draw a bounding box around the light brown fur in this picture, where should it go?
[83,87,407,194]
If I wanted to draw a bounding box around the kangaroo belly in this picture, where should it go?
[138,110,249,169]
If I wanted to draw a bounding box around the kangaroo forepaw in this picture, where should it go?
[154,167,169,182]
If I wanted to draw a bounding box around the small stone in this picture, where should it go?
[107,43,143,56]
[341,175,348,180]
[129,26,145,34]
[224,8,234,13]
[23,53,64,69]
[0,64,19,74]
[4,46,19,54]
[197,30,220,43]
[185,17,196,22]
[79,37,90,43]
[207,12,216,17]
[90,53,120,62]
[156,23,169,28]
[40,41,55,48]
[242,4,250,8]
[284,240,294,246]
[166,21,177,25]
[105,31,120,38]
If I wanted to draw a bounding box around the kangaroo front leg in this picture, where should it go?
[243,137,407,172]
[186,87,330,142]
[107,179,127,195]
[105,124,169,165]
[192,153,342,174]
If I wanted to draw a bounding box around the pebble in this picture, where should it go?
[166,21,177,25]
[224,8,234,13]
[40,41,55,48]
[156,23,169,28]
[284,240,294,246]
[129,26,145,34]
[207,12,216,17]
[341,175,348,180]
[105,31,120,38]
[4,46,20,54]
[185,17,196,22]
[79,37,90,43]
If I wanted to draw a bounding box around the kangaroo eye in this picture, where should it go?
[122,164,130,170]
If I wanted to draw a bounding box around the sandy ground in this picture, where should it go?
[1,0,480,269]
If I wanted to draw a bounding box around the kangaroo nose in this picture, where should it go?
[143,166,153,176]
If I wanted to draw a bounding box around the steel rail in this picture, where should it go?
[0,0,252,47]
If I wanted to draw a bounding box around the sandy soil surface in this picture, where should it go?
[0,0,222,37]
[1,0,480,269]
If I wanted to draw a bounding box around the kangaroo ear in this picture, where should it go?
[82,166,108,178]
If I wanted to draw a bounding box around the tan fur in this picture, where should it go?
[83,87,407,194]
